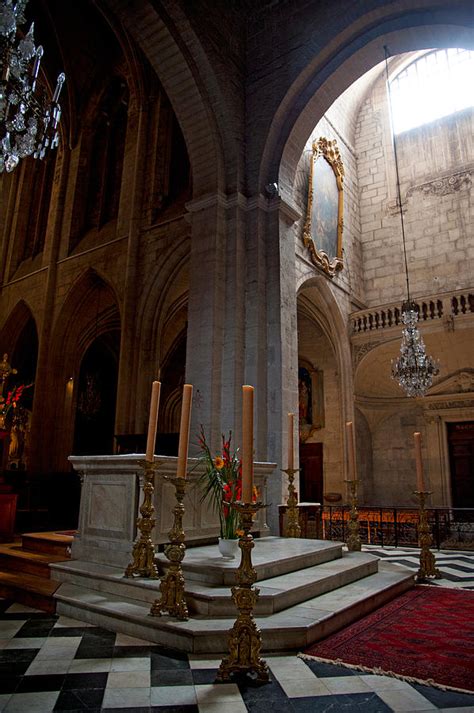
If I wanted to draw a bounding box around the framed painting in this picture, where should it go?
[298,363,325,443]
[303,137,344,276]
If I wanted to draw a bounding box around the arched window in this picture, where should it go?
[390,49,474,134]
[23,154,56,260]
[84,78,129,231]
[71,78,129,249]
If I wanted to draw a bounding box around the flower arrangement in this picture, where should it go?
[0,383,32,424]
[198,426,258,540]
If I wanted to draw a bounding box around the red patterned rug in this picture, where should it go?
[301,586,474,693]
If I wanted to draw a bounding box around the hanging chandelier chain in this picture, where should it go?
[384,45,440,397]
[384,46,411,305]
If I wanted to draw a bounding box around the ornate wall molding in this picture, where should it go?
[352,340,382,369]
[407,170,472,198]
[426,399,474,410]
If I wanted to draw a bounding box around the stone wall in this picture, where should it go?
[356,72,474,306]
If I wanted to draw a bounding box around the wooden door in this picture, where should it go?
[299,442,323,503]
[448,422,474,508]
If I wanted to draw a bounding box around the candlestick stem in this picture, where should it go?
[415,490,441,581]
[216,501,269,684]
[282,467,301,538]
[344,479,361,552]
[150,475,189,620]
[124,459,161,578]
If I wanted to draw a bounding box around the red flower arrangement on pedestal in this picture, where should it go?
[198,425,258,540]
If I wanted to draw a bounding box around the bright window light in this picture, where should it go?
[390,48,474,134]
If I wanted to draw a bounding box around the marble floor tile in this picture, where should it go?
[376,687,438,711]
[102,686,151,709]
[67,657,113,673]
[195,683,243,705]
[321,674,374,694]
[107,670,150,688]
[151,684,197,706]
[3,638,46,650]
[3,690,59,712]
[272,677,332,698]
[110,656,150,672]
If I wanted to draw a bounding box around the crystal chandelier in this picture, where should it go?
[0,0,65,173]
[384,47,440,397]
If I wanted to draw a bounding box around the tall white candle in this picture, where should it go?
[242,385,254,502]
[346,421,356,480]
[145,381,161,462]
[288,412,295,471]
[414,432,425,492]
[176,384,193,477]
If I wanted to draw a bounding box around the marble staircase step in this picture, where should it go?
[51,551,379,616]
[158,537,343,585]
[186,551,379,615]
[53,563,413,653]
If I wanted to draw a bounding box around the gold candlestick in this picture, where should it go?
[124,459,161,578]
[282,467,301,538]
[345,479,361,552]
[216,501,270,684]
[150,475,189,621]
[415,490,441,581]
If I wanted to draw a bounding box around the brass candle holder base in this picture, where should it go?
[124,459,161,579]
[282,467,301,538]
[216,501,270,684]
[150,475,189,621]
[415,490,441,581]
[344,479,361,552]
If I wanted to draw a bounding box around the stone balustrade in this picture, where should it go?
[351,289,474,335]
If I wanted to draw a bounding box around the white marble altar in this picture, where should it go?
[69,454,276,567]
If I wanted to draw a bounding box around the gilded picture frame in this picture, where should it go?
[303,137,344,276]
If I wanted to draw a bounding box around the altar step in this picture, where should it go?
[0,531,74,612]
[51,537,414,652]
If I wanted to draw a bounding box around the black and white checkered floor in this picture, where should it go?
[362,545,474,589]
[1,548,474,712]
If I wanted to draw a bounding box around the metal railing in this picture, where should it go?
[321,506,474,550]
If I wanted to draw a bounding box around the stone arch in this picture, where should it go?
[0,300,38,356]
[102,0,226,196]
[41,269,122,470]
[258,4,474,195]
[297,274,352,399]
[297,276,354,494]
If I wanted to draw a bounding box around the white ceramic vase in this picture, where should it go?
[218,537,240,559]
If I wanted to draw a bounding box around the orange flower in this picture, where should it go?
[214,455,224,470]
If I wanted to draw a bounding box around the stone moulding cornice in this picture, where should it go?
[425,397,474,411]
[185,191,301,223]
[354,395,416,410]
[406,169,472,198]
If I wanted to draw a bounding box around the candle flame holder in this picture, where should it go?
[216,500,270,684]
[415,490,441,581]
[344,479,361,552]
[124,459,161,578]
[282,467,301,538]
[150,475,189,621]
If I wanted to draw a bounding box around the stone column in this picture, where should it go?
[185,190,301,533]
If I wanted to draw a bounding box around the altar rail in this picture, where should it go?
[351,289,474,335]
[322,506,474,550]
